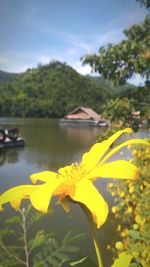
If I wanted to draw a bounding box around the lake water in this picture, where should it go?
[0,118,149,266]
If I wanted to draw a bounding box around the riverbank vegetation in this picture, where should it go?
[107,137,150,267]
[0,61,112,118]
[0,61,149,124]
[96,122,150,267]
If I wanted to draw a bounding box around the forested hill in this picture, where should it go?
[0,61,112,118]
[0,70,18,85]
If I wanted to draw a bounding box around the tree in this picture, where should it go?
[136,0,150,9]
[82,3,150,85]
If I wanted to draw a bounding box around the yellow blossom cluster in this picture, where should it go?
[107,143,150,267]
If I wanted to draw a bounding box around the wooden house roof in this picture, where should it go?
[65,107,101,122]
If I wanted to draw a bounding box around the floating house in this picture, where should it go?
[60,107,109,126]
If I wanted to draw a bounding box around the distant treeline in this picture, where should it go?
[0,61,149,118]
[0,70,18,86]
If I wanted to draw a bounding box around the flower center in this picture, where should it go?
[60,162,86,186]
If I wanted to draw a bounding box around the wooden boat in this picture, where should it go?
[0,128,25,149]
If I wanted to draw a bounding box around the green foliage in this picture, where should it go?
[82,13,150,84]
[101,98,141,131]
[107,144,150,267]
[2,61,149,121]
[0,61,110,118]
[69,256,98,267]
[0,70,17,86]
[102,98,135,123]
[136,0,150,9]
[69,256,88,266]
[116,83,150,117]
[97,124,124,143]
[0,205,83,267]
[97,127,149,266]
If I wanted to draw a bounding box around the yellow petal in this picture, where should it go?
[0,185,38,211]
[30,171,58,184]
[30,179,61,213]
[56,196,70,212]
[81,128,133,172]
[70,180,108,228]
[111,252,132,267]
[10,198,22,210]
[85,160,138,180]
[100,138,150,165]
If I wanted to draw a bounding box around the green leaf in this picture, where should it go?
[70,256,98,267]
[29,230,48,252]
[63,231,85,245]
[5,216,21,225]
[62,246,79,253]
[70,256,88,266]
[128,230,141,240]
[55,252,70,262]
[111,252,132,267]
[0,228,15,239]
[130,263,138,267]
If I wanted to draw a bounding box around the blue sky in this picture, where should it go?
[0,0,148,84]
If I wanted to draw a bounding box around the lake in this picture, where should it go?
[0,118,149,266]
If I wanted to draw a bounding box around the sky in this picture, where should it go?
[0,0,148,85]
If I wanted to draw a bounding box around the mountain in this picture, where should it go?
[0,70,18,85]
[0,61,112,118]
[0,61,142,118]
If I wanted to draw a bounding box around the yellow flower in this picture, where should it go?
[115,241,124,250]
[129,186,134,193]
[108,183,113,188]
[120,192,125,198]
[133,224,139,230]
[112,206,118,213]
[0,128,149,229]
[117,224,121,231]
[126,207,133,213]
[107,244,111,250]
[132,149,137,155]
[121,229,128,237]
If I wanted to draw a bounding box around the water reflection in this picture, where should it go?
[19,119,104,171]
[0,149,20,166]
[59,123,102,143]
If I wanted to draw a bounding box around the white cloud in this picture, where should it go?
[0,51,34,73]
[69,60,92,75]
[36,54,52,65]
[0,7,147,85]
[0,61,31,73]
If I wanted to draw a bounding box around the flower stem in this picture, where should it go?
[20,208,30,267]
[81,205,104,267]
